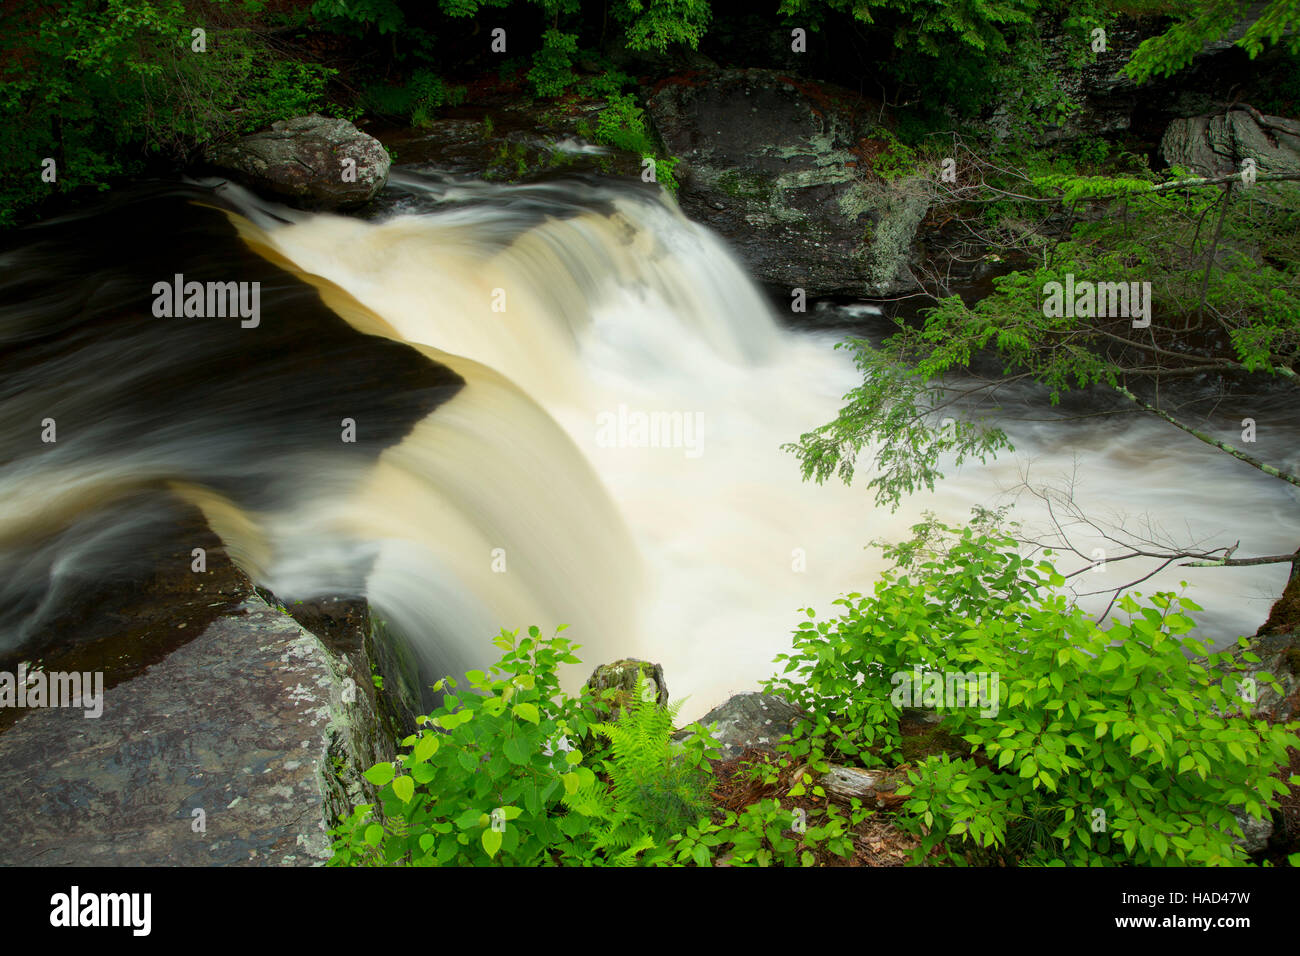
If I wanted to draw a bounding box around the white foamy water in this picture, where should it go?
[239,176,1297,720]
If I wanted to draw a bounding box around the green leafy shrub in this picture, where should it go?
[329,625,598,866]
[561,671,718,863]
[765,515,1300,866]
[665,795,867,867]
[361,69,467,127]
[590,92,656,154]
[329,626,721,866]
[527,28,580,97]
[581,91,680,194]
[0,0,337,225]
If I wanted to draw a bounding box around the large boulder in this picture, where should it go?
[646,69,929,297]
[206,114,391,208]
[1161,107,1300,178]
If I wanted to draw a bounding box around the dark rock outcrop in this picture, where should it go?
[646,69,929,297]
[206,114,391,207]
[1232,570,1300,722]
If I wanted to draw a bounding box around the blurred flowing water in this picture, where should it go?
[2,174,1296,719]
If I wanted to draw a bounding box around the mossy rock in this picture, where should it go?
[584,658,668,720]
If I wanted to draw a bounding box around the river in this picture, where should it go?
[2,174,1296,721]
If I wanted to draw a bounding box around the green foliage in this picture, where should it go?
[561,671,719,863]
[590,92,656,154]
[330,626,725,867]
[778,0,1039,56]
[933,177,1300,384]
[781,337,1014,510]
[329,626,596,866]
[766,515,1300,865]
[614,0,712,53]
[527,28,580,97]
[310,0,407,35]
[574,68,637,99]
[362,70,467,127]
[0,0,336,225]
[1125,0,1300,83]
[329,625,868,867]
[666,796,868,866]
[581,91,680,194]
[866,130,933,182]
[790,159,1300,502]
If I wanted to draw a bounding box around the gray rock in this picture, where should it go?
[1161,108,1300,178]
[1226,626,1300,722]
[646,69,929,297]
[674,691,805,761]
[0,591,392,866]
[1230,805,1273,855]
[206,114,391,208]
[1226,571,1300,722]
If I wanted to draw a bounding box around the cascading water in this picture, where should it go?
[1,174,1296,721]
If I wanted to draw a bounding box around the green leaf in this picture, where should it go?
[363,763,395,787]
[503,736,529,766]
[414,734,438,762]
[513,702,540,725]
[482,827,502,859]
[392,775,415,804]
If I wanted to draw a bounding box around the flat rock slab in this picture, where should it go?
[0,594,352,866]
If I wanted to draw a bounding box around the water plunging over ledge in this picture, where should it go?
[1,174,1295,721]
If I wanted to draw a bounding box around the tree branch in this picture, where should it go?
[1112,385,1300,488]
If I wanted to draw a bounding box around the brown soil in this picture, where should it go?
[708,747,924,866]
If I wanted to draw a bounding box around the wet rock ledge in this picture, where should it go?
[0,528,401,866]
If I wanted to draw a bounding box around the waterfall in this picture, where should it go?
[1,176,1295,720]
